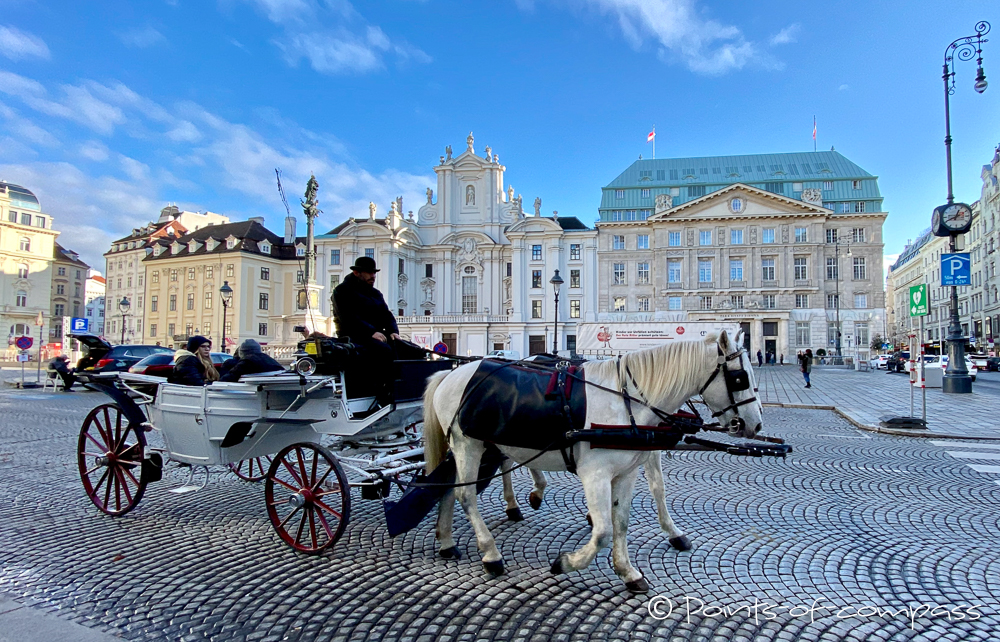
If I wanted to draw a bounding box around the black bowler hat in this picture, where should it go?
[350,256,380,273]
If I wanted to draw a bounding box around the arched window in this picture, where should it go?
[17,264,28,278]
[10,323,29,336]
[19,237,30,252]
[15,291,27,307]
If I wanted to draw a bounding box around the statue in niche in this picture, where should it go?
[426,187,433,204]
[687,229,695,246]
[421,278,435,304]
[507,185,514,202]
[503,277,512,304]
[466,184,475,206]
[445,145,452,160]
[398,272,407,299]
[368,202,376,219]
[534,197,541,216]
[749,227,757,244]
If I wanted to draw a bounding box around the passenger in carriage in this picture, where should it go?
[331,256,425,401]
[167,336,221,386]
[219,339,285,382]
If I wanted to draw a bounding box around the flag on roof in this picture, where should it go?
[812,116,816,141]
[647,129,655,142]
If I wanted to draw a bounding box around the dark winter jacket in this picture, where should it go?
[220,340,284,382]
[50,355,72,375]
[168,349,208,386]
[331,272,398,341]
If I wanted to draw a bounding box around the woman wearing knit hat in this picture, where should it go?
[168,335,221,386]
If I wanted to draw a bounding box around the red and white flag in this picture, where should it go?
[812,116,816,141]
[647,129,655,142]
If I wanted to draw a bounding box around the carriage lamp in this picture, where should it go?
[220,281,233,353]
[550,270,564,354]
[118,297,130,345]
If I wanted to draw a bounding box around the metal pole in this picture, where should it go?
[835,240,842,364]
[920,315,927,422]
[36,322,42,382]
[222,302,228,355]
[553,291,559,353]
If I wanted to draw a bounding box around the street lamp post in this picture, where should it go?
[550,269,564,354]
[220,281,233,354]
[833,238,851,365]
[118,297,130,345]
[940,21,989,394]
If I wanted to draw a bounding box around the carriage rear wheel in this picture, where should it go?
[78,403,147,516]
[229,456,273,482]
[265,443,351,554]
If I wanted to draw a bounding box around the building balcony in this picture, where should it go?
[398,315,511,324]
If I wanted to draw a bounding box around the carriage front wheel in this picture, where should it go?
[265,443,351,554]
[77,403,147,516]
[229,456,273,482]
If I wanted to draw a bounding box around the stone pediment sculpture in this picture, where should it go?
[801,188,823,206]
[369,202,376,219]
[654,193,673,213]
[458,238,484,266]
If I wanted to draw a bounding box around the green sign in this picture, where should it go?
[909,284,929,317]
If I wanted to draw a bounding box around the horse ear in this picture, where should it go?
[719,329,730,349]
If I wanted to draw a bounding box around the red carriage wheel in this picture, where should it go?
[78,403,147,516]
[229,456,273,482]
[265,443,351,554]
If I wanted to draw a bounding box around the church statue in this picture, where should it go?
[301,174,321,220]
[484,145,492,162]
[507,185,514,202]
[396,196,403,215]
[466,184,475,206]
[426,187,433,204]
[533,196,541,216]
[466,131,474,151]
[368,201,376,219]
[445,145,452,160]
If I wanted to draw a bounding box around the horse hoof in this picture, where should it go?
[506,507,524,522]
[625,578,650,594]
[550,554,566,575]
[439,546,462,560]
[669,535,692,551]
[529,491,543,510]
[586,513,593,527]
[483,559,505,577]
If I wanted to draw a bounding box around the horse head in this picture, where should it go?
[700,330,763,439]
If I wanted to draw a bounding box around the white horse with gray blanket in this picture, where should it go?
[424,330,763,593]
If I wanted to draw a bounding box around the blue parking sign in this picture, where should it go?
[70,317,89,333]
[941,253,971,286]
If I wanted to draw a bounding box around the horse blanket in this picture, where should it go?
[456,359,587,450]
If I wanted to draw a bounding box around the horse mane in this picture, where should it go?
[584,334,717,406]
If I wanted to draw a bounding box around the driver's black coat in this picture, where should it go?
[331,273,398,341]
[457,359,587,450]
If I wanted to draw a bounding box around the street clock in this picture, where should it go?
[931,202,973,236]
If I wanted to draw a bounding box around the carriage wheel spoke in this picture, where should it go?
[113,466,134,504]
[280,457,304,487]
[271,475,300,494]
[121,464,140,488]
[91,418,111,449]
[104,465,114,509]
[277,505,301,529]
[103,407,115,447]
[296,448,310,489]
[311,467,332,494]
[114,411,124,451]
[294,510,307,545]
[308,507,318,549]
[84,463,104,476]
[310,455,319,489]
[90,468,110,499]
[118,442,140,460]
[313,497,342,520]
[313,503,336,540]
[84,432,107,452]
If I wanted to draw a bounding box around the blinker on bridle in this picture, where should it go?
[698,345,759,423]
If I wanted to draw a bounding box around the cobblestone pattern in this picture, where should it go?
[1,388,999,641]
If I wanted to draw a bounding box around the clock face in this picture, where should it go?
[943,204,972,228]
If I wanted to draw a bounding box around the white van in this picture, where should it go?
[486,350,521,360]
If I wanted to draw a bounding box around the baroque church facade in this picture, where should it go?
[313,134,598,357]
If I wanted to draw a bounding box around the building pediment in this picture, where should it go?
[649,183,831,223]
[505,217,564,235]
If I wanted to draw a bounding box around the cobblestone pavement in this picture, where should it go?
[755,365,1000,439]
[2,386,1000,641]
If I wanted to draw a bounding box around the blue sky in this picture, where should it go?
[0,0,997,271]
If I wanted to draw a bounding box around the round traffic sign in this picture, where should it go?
[432,342,448,354]
[15,336,33,350]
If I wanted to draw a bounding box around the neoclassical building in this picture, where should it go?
[596,151,887,361]
[313,134,598,356]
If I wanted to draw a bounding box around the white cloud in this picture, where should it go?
[166,120,201,142]
[79,140,110,161]
[769,24,799,46]
[119,26,167,48]
[838,84,849,91]
[0,100,59,147]
[0,24,50,60]
[243,0,430,75]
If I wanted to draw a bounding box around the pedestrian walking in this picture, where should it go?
[779,353,784,366]
[757,349,763,368]
[799,349,813,388]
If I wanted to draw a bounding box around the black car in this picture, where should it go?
[67,333,173,372]
[987,356,1000,372]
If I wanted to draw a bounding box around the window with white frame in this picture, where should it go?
[794,257,808,280]
[260,242,270,254]
[613,263,626,285]
[570,269,580,288]
[730,229,744,244]
[637,234,649,249]
[794,227,808,243]
[841,203,852,213]
[854,293,868,308]
[852,180,862,190]
[261,267,270,280]
[17,264,27,278]
[19,237,30,252]
[613,235,625,250]
[826,257,838,280]
[795,294,808,308]
[855,322,869,348]
[637,262,649,284]
[331,249,340,265]
[852,228,866,243]
[700,230,712,245]
[854,202,866,213]
[531,270,542,288]
[259,292,269,310]
[570,244,581,260]
[730,259,744,281]
[668,296,682,310]
[637,296,650,312]
[15,290,27,306]
[531,300,542,318]
[699,260,712,282]
[762,228,775,244]
[731,295,744,308]
[762,294,776,309]
[532,245,542,260]
[823,181,833,190]
[795,321,811,345]
[615,189,624,199]
[668,261,681,283]
[259,323,268,336]
[761,258,775,281]
[226,264,234,277]
[853,257,867,280]
[613,297,626,312]
[462,276,477,313]
[570,300,580,318]
[668,231,681,246]
[826,229,838,244]
[641,188,650,198]
[699,296,713,310]
[827,293,839,309]
[226,238,236,249]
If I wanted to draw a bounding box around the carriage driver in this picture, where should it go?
[331,256,425,402]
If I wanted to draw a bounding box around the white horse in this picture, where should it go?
[424,330,763,593]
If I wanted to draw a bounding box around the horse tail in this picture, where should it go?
[423,369,451,474]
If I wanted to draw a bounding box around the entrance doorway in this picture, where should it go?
[528,335,545,355]
[765,339,776,361]
[739,322,751,352]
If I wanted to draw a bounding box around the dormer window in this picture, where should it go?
[154,245,164,256]
[206,238,217,251]
[170,242,181,255]
[227,237,237,249]
[188,241,199,253]
[296,246,305,257]
[260,242,271,254]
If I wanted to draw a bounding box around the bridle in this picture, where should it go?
[697,344,760,431]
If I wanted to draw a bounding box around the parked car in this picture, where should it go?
[986,356,1000,372]
[868,354,890,370]
[968,353,989,369]
[68,333,174,373]
[887,351,909,373]
[129,352,232,377]
[923,355,978,381]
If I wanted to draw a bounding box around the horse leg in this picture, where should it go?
[453,439,505,577]
[528,468,547,510]
[644,452,691,551]
[501,458,524,522]
[610,468,647,593]
[435,487,461,560]
[551,468,612,576]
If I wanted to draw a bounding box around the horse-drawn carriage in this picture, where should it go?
[76,341,454,554]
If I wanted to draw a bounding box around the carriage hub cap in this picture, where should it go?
[288,492,308,509]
